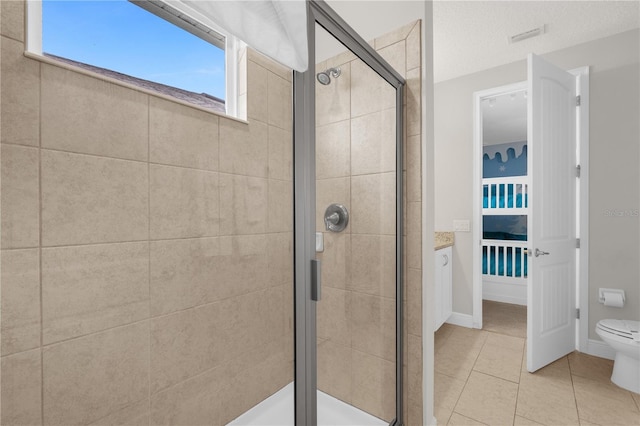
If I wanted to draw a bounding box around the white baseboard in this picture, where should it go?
[445,312,474,328]
[585,338,615,360]
[482,293,527,306]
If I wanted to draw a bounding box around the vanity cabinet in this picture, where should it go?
[434,246,453,331]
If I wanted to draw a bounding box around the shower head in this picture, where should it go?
[316,67,341,85]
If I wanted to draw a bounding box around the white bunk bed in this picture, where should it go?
[482,176,528,305]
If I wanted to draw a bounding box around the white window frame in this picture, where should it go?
[26,0,240,118]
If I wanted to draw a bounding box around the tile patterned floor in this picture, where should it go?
[434,301,640,425]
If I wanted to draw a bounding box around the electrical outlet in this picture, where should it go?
[453,220,470,232]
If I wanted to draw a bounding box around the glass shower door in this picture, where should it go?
[313,21,400,426]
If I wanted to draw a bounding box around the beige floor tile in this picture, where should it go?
[435,323,455,353]
[568,351,614,384]
[516,357,579,425]
[633,392,640,411]
[454,371,518,425]
[435,327,487,381]
[448,412,488,425]
[573,375,640,426]
[482,300,526,339]
[513,415,544,425]
[473,332,524,383]
[434,372,466,425]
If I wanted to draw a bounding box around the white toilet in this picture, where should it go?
[595,319,640,393]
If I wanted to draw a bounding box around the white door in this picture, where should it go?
[527,54,577,372]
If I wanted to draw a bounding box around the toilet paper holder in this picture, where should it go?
[598,288,626,305]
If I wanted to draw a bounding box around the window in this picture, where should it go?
[28,0,240,116]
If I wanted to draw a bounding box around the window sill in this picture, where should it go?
[24,51,249,125]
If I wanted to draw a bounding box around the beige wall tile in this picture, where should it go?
[316,120,350,179]
[406,134,422,202]
[406,23,421,71]
[1,144,39,249]
[150,164,218,240]
[150,97,219,170]
[151,235,269,316]
[316,63,351,126]
[455,371,518,425]
[375,21,415,50]
[267,232,293,287]
[268,125,293,180]
[219,119,268,177]
[150,237,221,316]
[378,40,407,78]
[41,150,148,246]
[1,1,24,41]
[268,179,293,232]
[42,242,150,344]
[318,339,352,404]
[350,234,396,298]
[247,60,268,123]
[219,173,267,235]
[247,49,292,82]
[407,202,422,269]
[1,349,42,426]
[351,173,396,235]
[41,65,148,161]
[351,60,395,118]
[213,235,268,299]
[351,109,396,175]
[268,73,292,130]
[406,68,422,137]
[351,292,395,361]
[316,177,350,233]
[151,287,281,394]
[406,267,422,336]
[351,349,396,422]
[1,249,40,355]
[317,287,351,346]
[218,340,291,424]
[89,400,150,426]
[407,334,422,400]
[1,37,39,146]
[43,322,150,425]
[317,232,350,289]
[151,366,223,426]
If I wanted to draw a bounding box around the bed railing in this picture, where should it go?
[482,239,528,279]
[483,176,528,214]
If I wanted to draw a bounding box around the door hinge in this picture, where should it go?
[576,95,581,106]
[576,164,581,178]
[576,308,580,319]
[576,238,581,248]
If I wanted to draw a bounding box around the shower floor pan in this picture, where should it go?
[228,382,387,426]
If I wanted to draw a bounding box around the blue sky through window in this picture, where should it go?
[42,0,226,99]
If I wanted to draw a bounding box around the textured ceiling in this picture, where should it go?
[434,0,640,82]
[482,90,528,145]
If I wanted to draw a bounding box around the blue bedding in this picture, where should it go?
[482,245,528,277]
[483,185,528,209]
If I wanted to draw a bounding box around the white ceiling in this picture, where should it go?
[434,0,640,82]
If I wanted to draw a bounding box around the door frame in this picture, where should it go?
[471,67,590,352]
[293,1,406,424]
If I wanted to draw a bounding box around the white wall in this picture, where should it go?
[434,29,640,341]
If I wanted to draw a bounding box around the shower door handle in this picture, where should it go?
[311,259,321,301]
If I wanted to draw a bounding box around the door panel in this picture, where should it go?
[527,53,577,372]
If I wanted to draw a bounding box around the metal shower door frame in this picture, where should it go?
[293,1,406,425]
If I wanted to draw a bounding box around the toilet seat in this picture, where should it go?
[597,319,640,342]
